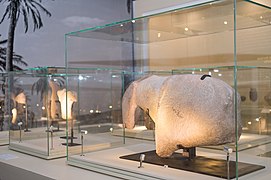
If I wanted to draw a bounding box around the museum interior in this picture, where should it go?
[1,0,271,179]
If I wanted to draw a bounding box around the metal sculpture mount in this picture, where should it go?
[122,74,242,158]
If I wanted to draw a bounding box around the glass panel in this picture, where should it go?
[8,67,67,159]
[65,68,127,159]
[0,73,8,146]
[236,0,271,179]
[66,0,271,43]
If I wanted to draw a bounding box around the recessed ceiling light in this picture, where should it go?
[157,32,161,38]
[224,21,228,25]
[184,27,189,31]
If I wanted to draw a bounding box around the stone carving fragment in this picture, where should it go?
[57,89,77,120]
[122,75,242,157]
[49,81,60,119]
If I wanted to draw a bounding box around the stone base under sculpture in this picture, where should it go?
[120,150,265,179]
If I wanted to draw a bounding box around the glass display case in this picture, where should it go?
[8,67,68,159]
[0,73,8,146]
[65,0,271,179]
[63,68,126,158]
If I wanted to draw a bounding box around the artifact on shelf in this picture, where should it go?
[57,89,77,120]
[241,96,246,102]
[11,108,17,124]
[11,92,26,124]
[122,74,242,157]
[49,80,60,119]
[249,88,258,102]
[14,92,26,104]
[264,91,271,105]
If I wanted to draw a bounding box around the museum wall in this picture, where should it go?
[134,0,212,17]
[147,26,271,70]
[134,0,271,70]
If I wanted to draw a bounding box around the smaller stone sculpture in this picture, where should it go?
[249,88,258,102]
[57,89,77,120]
[264,92,271,106]
[14,92,26,104]
[11,108,17,124]
[11,92,26,124]
[49,81,60,119]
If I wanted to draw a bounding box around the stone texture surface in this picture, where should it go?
[57,89,77,120]
[122,75,242,157]
[49,81,60,119]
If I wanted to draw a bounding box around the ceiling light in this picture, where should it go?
[157,32,161,38]
[78,75,84,80]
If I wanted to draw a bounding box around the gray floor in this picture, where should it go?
[0,146,119,180]
[0,161,54,180]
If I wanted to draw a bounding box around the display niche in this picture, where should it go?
[65,0,271,179]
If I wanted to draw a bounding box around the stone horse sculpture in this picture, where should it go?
[122,74,242,157]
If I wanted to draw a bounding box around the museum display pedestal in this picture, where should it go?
[67,143,266,180]
[120,150,264,179]
[0,131,8,146]
[9,126,67,159]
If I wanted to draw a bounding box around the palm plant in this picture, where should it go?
[0,0,52,130]
[0,36,28,71]
[31,67,65,118]
[0,0,52,72]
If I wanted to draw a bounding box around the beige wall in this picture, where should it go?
[134,0,211,17]
[148,25,271,71]
[134,0,271,17]
[133,0,271,71]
